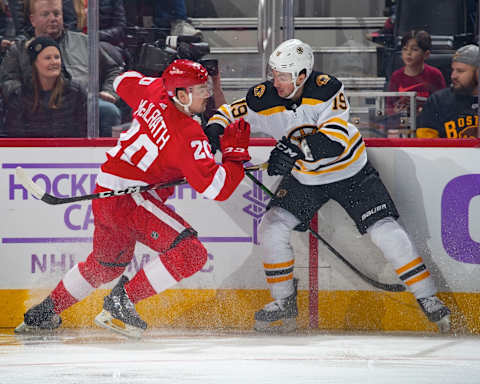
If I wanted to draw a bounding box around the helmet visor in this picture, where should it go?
[267,68,293,84]
[189,82,213,99]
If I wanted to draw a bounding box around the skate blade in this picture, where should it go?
[14,322,57,335]
[14,322,30,334]
[436,315,451,333]
[254,318,297,333]
[94,309,144,339]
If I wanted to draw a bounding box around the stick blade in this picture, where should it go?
[15,166,46,200]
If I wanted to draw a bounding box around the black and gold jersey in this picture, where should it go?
[417,88,478,138]
[207,71,367,185]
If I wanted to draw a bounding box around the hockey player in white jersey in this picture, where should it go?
[205,39,451,333]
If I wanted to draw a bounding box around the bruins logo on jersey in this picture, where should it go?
[316,74,331,87]
[288,125,319,142]
[254,84,266,98]
[287,125,320,163]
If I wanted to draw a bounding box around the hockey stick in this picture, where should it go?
[15,163,268,206]
[244,170,406,292]
[15,166,188,205]
[244,162,268,172]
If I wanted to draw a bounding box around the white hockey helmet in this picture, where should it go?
[268,39,314,98]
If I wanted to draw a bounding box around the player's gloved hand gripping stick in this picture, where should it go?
[221,118,251,163]
[267,136,304,176]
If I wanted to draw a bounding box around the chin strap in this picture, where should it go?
[173,92,193,115]
[285,75,308,99]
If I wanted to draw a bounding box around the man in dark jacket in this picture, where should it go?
[98,0,127,47]
[0,0,123,136]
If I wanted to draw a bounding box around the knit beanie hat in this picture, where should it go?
[27,36,60,63]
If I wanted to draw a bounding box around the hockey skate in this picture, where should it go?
[254,278,298,333]
[417,295,451,332]
[94,276,147,339]
[14,296,62,334]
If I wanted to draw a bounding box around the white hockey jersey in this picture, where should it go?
[207,72,367,185]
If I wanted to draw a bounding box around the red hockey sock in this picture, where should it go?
[124,270,157,304]
[50,281,78,314]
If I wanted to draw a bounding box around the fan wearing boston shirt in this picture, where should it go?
[15,59,251,338]
[205,39,451,333]
[417,44,479,139]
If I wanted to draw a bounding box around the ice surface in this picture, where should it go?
[0,329,479,384]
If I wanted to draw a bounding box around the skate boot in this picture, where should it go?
[417,295,451,332]
[14,296,62,334]
[254,278,298,333]
[94,276,147,339]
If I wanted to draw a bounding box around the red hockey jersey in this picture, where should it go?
[96,71,244,201]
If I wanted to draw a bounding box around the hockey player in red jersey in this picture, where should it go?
[15,59,251,338]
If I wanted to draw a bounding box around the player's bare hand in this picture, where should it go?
[99,91,117,103]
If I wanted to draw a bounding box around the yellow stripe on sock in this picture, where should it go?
[266,275,293,284]
[405,271,431,286]
[263,260,294,269]
[396,257,423,275]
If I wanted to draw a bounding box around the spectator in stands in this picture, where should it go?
[365,1,395,42]
[8,0,77,37]
[73,0,126,47]
[5,36,86,137]
[0,0,14,62]
[0,0,13,136]
[153,0,202,38]
[0,0,123,136]
[416,44,479,138]
[387,30,446,114]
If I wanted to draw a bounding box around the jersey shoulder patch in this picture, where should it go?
[303,71,343,102]
[246,81,284,113]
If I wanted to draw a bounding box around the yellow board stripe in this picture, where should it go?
[263,260,295,269]
[405,270,431,286]
[396,257,423,274]
[2,289,480,333]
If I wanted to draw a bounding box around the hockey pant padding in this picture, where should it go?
[259,206,301,299]
[126,235,207,303]
[367,217,436,298]
[159,234,208,281]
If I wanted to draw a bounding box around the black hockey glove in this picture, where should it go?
[203,123,224,155]
[267,136,305,176]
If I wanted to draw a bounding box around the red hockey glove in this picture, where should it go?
[221,118,251,163]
